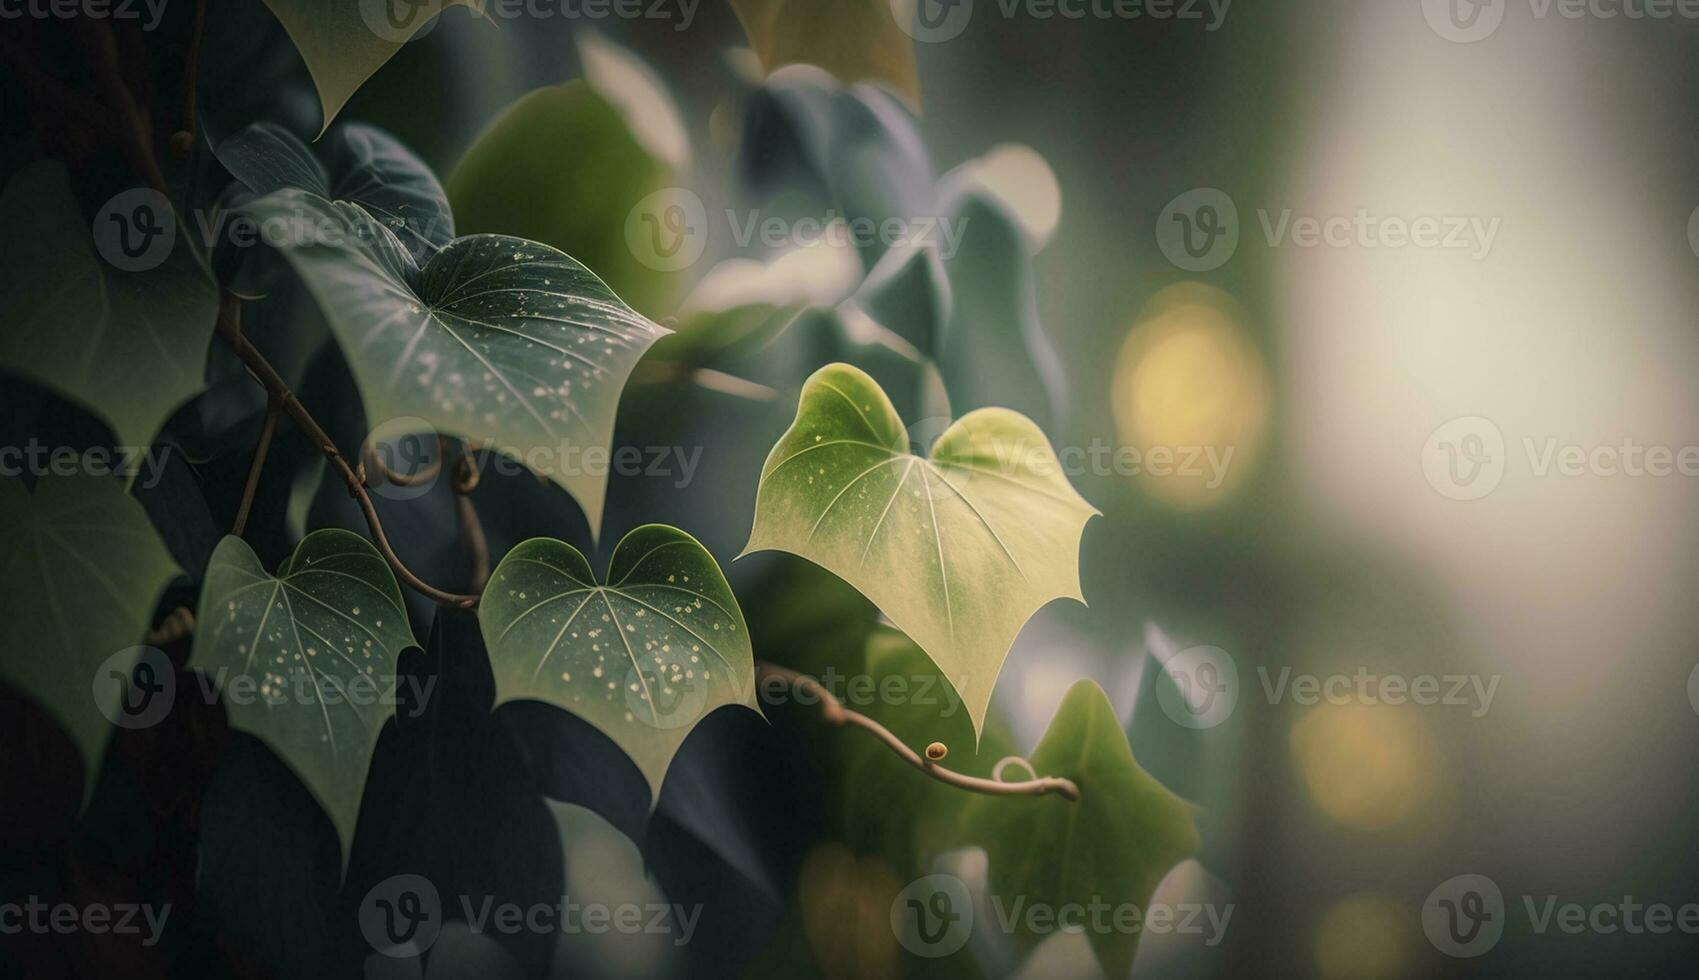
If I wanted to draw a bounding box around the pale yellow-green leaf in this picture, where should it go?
[742,363,1098,735]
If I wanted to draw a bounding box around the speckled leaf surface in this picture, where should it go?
[193,529,416,858]
[479,525,756,797]
[241,189,667,532]
[742,363,1098,735]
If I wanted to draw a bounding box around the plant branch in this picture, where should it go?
[755,661,1080,802]
[215,294,480,609]
[450,441,490,592]
[231,397,279,536]
[171,0,208,158]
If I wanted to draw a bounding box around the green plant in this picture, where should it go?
[0,7,1200,976]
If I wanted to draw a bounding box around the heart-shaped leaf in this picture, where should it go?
[742,363,1098,735]
[260,0,484,133]
[963,680,1200,979]
[0,475,181,801]
[193,529,417,860]
[241,189,667,532]
[478,525,757,797]
[0,161,218,449]
[217,122,454,262]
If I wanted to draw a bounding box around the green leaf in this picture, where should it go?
[479,525,756,797]
[447,35,688,319]
[0,476,181,801]
[192,529,417,860]
[742,363,1098,735]
[259,0,483,133]
[0,161,218,449]
[217,122,454,262]
[730,0,920,107]
[964,680,1200,979]
[241,189,667,532]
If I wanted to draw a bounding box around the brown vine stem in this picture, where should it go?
[214,294,480,609]
[231,397,279,536]
[171,0,208,158]
[71,24,1071,803]
[450,442,491,592]
[755,661,1081,802]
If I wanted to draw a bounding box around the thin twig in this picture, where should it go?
[756,661,1080,802]
[231,398,279,536]
[451,442,490,592]
[171,0,208,158]
[215,294,480,609]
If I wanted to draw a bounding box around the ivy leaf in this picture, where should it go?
[193,529,417,860]
[0,476,181,801]
[478,525,757,797]
[742,363,1098,735]
[964,680,1200,979]
[730,0,920,108]
[241,189,667,532]
[447,34,688,318]
[259,0,484,133]
[217,122,454,262]
[0,161,217,449]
